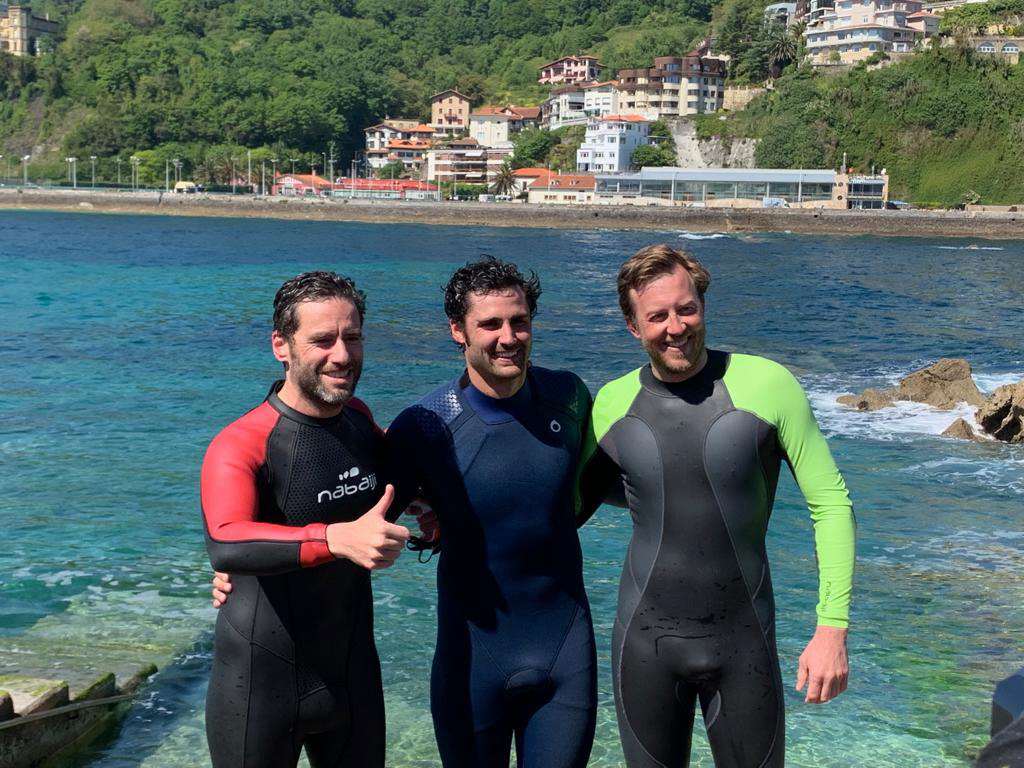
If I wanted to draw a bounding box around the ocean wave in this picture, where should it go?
[807,389,980,441]
[974,370,1023,393]
[900,455,1024,497]
[934,244,1005,251]
[677,232,728,240]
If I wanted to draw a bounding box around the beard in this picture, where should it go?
[643,325,707,382]
[290,354,362,408]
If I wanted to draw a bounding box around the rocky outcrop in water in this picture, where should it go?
[837,358,985,411]
[975,380,1024,443]
[940,418,983,442]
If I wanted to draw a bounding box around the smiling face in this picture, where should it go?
[626,265,708,383]
[450,287,532,397]
[272,297,364,414]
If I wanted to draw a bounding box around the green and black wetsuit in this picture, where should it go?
[581,350,855,768]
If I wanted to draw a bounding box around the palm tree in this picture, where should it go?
[490,161,517,197]
[765,23,798,78]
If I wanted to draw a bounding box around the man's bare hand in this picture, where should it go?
[326,484,410,569]
[406,497,439,543]
[212,571,232,608]
[796,625,849,703]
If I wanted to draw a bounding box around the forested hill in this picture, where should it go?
[0,0,713,174]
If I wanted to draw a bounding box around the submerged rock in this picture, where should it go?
[940,418,983,442]
[976,380,1024,443]
[837,388,893,411]
[838,358,985,411]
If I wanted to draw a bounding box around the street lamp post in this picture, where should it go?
[270,158,278,195]
[289,158,299,176]
[311,163,318,197]
[130,155,140,191]
[22,155,30,186]
[0,155,4,183]
[90,155,97,188]
[116,157,122,186]
[65,156,77,189]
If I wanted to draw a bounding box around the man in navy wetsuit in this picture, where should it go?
[201,272,411,768]
[387,258,597,768]
[214,259,597,768]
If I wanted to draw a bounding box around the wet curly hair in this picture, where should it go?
[443,256,541,324]
[273,270,366,339]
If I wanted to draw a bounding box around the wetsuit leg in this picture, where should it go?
[613,619,696,768]
[515,605,597,768]
[700,633,784,768]
[206,614,303,768]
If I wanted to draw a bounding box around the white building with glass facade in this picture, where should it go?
[581,81,620,117]
[594,167,889,209]
[576,115,652,174]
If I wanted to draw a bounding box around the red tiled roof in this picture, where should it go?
[540,54,602,69]
[409,124,435,133]
[512,167,550,177]
[471,106,513,118]
[275,174,332,189]
[534,173,596,190]
[580,80,617,89]
[387,140,430,149]
[509,105,541,119]
[601,114,650,122]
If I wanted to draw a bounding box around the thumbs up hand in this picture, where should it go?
[326,485,411,570]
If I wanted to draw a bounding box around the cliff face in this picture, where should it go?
[669,117,757,168]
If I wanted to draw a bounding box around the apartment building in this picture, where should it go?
[468,105,541,147]
[538,55,602,85]
[764,2,799,25]
[364,121,434,170]
[576,115,652,174]
[425,138,513,185]
[616,52,725,119]
[581,81,620,118]
[542,86,589,129]
[0,4,58,56]
[804,0,930,65]
[431,90,472,136]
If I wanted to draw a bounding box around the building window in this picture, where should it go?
[978,43,995,52]
[1003,44,1019,53]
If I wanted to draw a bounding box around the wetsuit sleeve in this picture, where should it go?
[725,356,856,629]
[576,370,641,525]
[201,409,334,575]
[383,409,426,521]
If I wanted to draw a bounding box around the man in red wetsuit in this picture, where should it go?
[201,271,410,768]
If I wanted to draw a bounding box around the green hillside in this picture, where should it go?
[0,0,714,182]
[696,47,1024,206]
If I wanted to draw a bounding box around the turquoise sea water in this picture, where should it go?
[1,210,1022,767]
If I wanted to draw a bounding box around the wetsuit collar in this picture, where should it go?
[457,370,534,425]
[639,349,730,399]
[265,380,350,427]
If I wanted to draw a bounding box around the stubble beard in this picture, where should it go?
[290,354,362,408]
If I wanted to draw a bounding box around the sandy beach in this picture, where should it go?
[2,187,1023,238]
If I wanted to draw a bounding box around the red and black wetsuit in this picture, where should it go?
[200,383,388,768]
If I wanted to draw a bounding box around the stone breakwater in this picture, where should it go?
[3,188,1024,238]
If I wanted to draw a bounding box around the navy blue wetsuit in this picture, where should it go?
[388,367,597,768]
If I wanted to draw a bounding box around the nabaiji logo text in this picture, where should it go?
[317,466,378,503]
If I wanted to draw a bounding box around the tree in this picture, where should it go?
[764,23,797,78]
[511,129,558,169]
[631,143,678,169]
[490,160,517,196]
[376,159,406,179]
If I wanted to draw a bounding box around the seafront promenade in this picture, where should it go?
[3,188,1023,239]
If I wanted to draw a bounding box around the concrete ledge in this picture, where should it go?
[1,188,1023,239]
[0,676,69,716]
[72,673,116,703]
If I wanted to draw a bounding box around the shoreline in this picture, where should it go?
[3,188,1023,238]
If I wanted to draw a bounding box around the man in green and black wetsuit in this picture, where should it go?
[580,244,856,768]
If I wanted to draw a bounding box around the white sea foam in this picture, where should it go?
[677,232,728,240]
[934,244,1005,251]
[973,370,1023,393]
[807,389,980,441]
